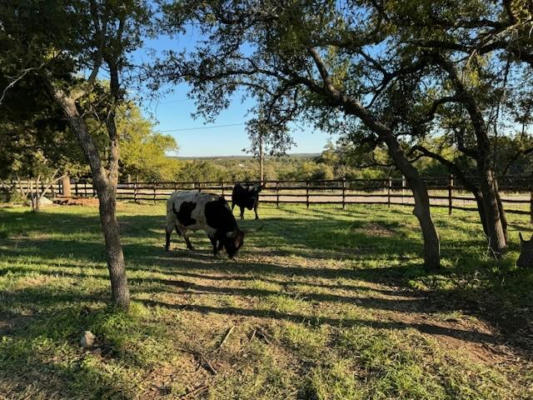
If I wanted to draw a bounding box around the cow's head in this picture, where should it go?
[224,229,245,258]
[517,232,533,269]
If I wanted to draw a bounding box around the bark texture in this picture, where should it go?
[384,136,441,270]
[48,84,130,309]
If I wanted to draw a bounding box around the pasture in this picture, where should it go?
[0,203,532,399]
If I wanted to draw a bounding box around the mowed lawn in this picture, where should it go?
[0,202,532,399]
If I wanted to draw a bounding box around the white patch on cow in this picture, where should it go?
[166,190,226,236]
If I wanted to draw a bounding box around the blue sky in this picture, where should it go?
[134,29,337,157]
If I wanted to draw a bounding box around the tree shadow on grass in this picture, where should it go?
[0,285,156,399]
[139,299,501,347]
[0,259,521,353]
[0,265,506,350]
[0,207,531,360]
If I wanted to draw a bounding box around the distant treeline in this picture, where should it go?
[151,135,533,183]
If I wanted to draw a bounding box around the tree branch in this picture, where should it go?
[0,64,45,105]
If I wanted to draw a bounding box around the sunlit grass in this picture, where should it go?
[0,202,531,399]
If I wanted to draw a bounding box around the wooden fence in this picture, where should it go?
[4,176,532,221]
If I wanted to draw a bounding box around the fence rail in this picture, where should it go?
[3,176,532,221]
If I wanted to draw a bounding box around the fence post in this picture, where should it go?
[221,180,224,198]
[448,174,454,215]
[387,177,392,208]
[75,181,78,197]
[276,181,280,208]
[342,178,346,210]
[153,185,156,204]
[306,181,310,209]
[84,181,88,197]
[530,186,533,223]
[134,181,138,203]
[401,175,406,204]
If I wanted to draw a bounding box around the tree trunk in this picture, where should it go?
[259,132,264,184]
[305,48,440,270]
[493,179,508,239]
[48,84,130,309]
[96,183,129,307]
[62,174,72,198]
[478,168,507,256]
[433,54,508,257]
[384,136,441,270]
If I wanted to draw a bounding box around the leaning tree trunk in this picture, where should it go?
[493,179,508,239]
[306,48,440,270]
[385,136,441,271]
[434,54,508,257]
[48,84,130,309]
[478,168,507,256]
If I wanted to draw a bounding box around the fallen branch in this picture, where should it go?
[201,354,218,375]
[178,347,217,375]
[254,327,272,344]
[216,325,235,351]
[179,384,209,399]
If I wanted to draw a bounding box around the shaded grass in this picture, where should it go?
[0,203,531,399]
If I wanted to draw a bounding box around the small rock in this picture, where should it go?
[80,331,96,348]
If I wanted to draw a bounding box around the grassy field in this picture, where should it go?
[0,202,532,399]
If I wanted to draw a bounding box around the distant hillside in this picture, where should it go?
[169,153,320,160]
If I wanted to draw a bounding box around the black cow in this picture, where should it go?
[232,182,262,220]
[165,191,244,258]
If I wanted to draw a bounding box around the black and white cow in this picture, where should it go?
[165,191,244,258]
[231,182,262,220]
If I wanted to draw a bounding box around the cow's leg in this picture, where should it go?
[254,202,259,220]
[209,235,218,256]
[183,233,195,250]
[165,228,171,251]
[165,220,175,251]
[240,206,245,220]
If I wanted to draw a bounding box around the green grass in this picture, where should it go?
[0,202,531,399]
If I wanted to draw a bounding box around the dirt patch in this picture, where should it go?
[352,222,395,237]
[55,197,100,207]
[394,311,522,365]
[0,312,33,336]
